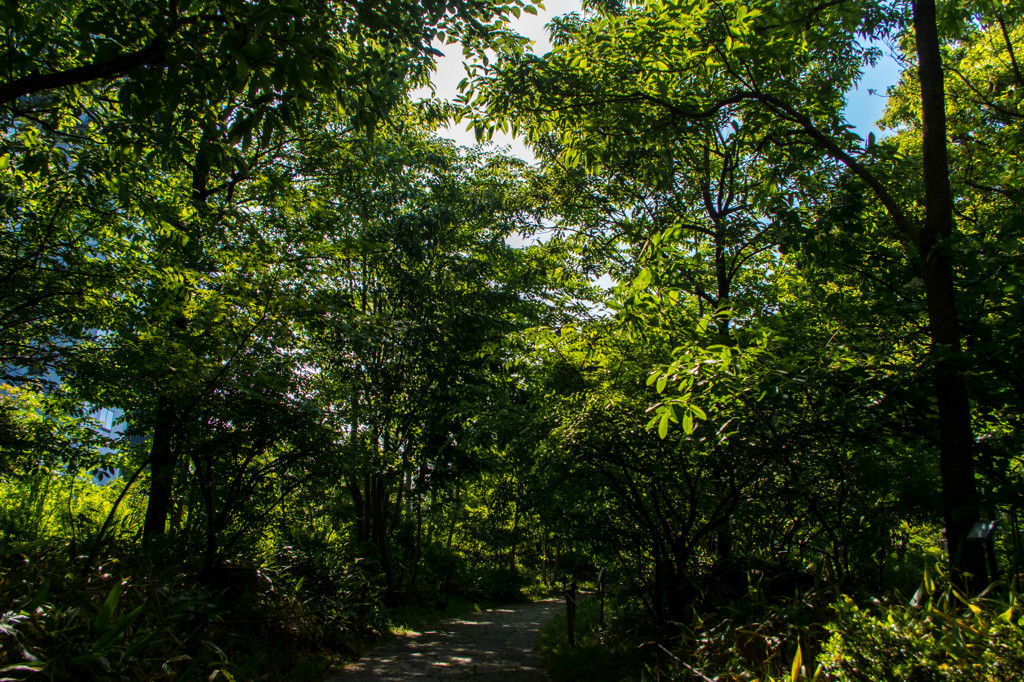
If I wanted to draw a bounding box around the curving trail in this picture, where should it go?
[325,599,560,681]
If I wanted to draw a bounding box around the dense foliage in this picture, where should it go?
[2,0,1023,679]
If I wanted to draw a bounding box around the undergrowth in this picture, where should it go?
[0,544,373,681]
[539,564,1024,682]
[538,593,654,682]
[0,541,530,681]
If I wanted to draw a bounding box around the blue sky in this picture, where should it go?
[845,51,904,137]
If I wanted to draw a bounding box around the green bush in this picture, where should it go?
[0,550,232,681]
[473,566,528,601]
[821,578,1024,681]
[881,521,946,593]
[539,593,650,682]
[419,544,468,594]
[0,545,374,681]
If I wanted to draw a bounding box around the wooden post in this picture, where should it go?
[565,580,577,648]
[598,567,606,628]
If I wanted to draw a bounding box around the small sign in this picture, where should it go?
[967,521,997,540]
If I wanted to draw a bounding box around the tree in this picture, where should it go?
[468,0,1006,588]
[293,124,562,600]
[1,0,543,552]
[883,1,1024,569]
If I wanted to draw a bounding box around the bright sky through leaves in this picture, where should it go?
[423,2,900,161]
[420,1,584,160]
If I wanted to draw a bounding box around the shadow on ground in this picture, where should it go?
[325,599,561,681]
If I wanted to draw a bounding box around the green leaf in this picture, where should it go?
[92,605,143,652]
[121,629,160,660]
[25,577,52,610]
[95,582,121,632]
[923,564,935,594]
[635,268,653,289]
[658,411,670,439]
[655,375,668,393]
[791,641,803,682]
[0,664,46,675]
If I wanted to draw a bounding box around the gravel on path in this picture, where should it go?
[324,599,561,681]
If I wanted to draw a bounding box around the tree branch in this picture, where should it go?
[0,41,165,107]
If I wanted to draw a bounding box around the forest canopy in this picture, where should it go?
[1,0,1023,679]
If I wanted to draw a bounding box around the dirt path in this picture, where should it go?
[325,599,561,681]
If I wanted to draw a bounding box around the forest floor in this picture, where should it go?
[324,598,561,680]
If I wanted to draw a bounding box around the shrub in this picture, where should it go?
[0,544,375,681]
[473,566,528,601]
[820,575,1024,681]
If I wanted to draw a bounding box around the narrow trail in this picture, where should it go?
[325,599,561,681]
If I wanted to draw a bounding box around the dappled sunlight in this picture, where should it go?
[5,0,1019,679]
[331,601,559,680]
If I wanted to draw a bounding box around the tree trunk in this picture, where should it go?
[408,486,424,592]
[446,486,460,551]
[141,141,208,545]
[143,395,176,540]
[510,492,519,570]
[913,0,987,591]
[371,475,396,603]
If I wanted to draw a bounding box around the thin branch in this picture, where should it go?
[997,14,1023,85]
